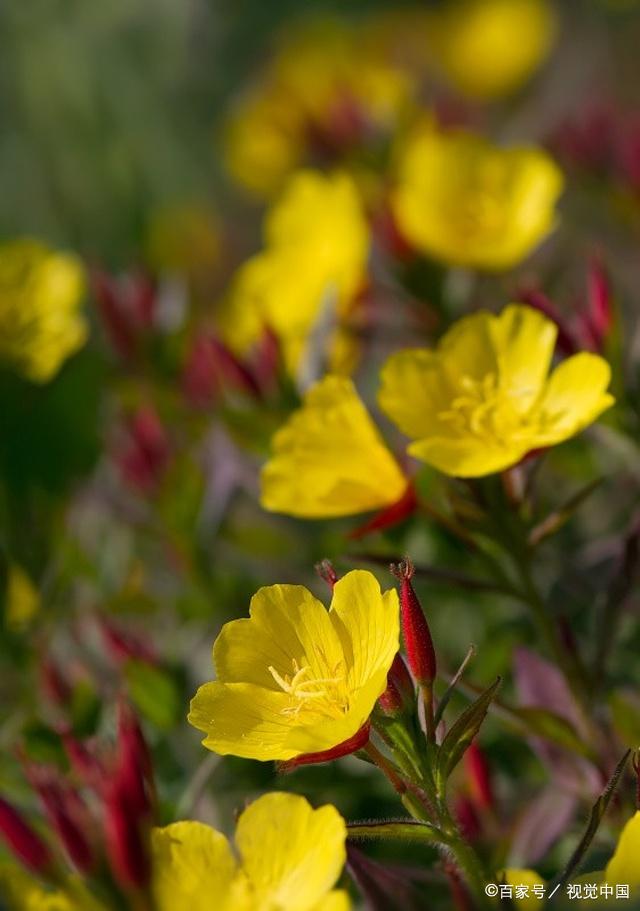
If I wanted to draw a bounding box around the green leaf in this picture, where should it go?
[549,749,631,891]
[506,707,593,759]
[436,677,501,790]
[125,660,182,730]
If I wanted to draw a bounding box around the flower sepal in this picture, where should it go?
[277,723,371,774]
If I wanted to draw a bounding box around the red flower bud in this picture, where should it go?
[182,334,262,408]
[391,559,436,686]
[92,269,156,362]
[115,702,153,817]
[0,797,52,874]
[277,723,370,773]
[117,407,170,494]
[455,795,482,842]
[581,257,613,352]
[61,733,105,789]
[377,653,415,717]
[103,777,151,890]
[32,777,95,873]
[100,618,156,667]
[465,741,494,812]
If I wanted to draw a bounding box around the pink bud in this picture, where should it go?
[117,406,170,494]
[32,776,95,873]
[0,797,52,874]
[378,653,415,717]
[115,702,153,817]
[465,741,494,812]
[583,257,613,352]
[103,779,151,891]
[391,560,436,686]
[182,334,262,408]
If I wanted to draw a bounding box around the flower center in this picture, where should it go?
[437,372,534,444]
[268,656,349,719]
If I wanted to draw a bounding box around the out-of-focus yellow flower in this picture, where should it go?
[223,19,413,197]
[379,304,614,478]
[4,566,40,631]
[219,171,369,378]
[0,239,86,383]
[145,203,220,276]
[188,570,399,761]
[428,0,556,100]
[0,864,104,911]
[261,375,408,518]
[152,793,350,911]
[392,128,563,270]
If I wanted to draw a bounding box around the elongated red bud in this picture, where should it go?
[378,653,415,717]
[465,741,494,812]
[33,778,95,873]
[391,559,436,685]
[104,778,151,890]
[0,797,52,874]
[277,723,370,773]
[116,701,153,817]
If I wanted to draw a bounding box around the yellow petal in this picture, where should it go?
[408,435,524,478]
[489,304,557,410]
[235,793,347,911]
[605,811,640,887]
[151,821,249,911]
[533,352,614,446]
[5,565,40,631]
[188,681,299,761]
[312,892,352,911]
[502,869,546,908]
[261,375,407,518]
[329,570,400,693]
[378,348,457,441]
[213,584,332,689]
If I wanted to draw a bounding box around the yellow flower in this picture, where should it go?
[188,570,399,761]
[219,171,369,378]
[428,0,556,100]
[4,566,40,631]
[261,375,408,519]
[0,864,104,911]
[392,128,563,270]
[379,304,614,478]
[223,19,412,197]
[152,793,350,911]
[0,239,86,383]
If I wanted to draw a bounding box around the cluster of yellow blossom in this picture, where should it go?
[1,793,349,911]
[0,239,86,383]
[218,170,369,379]
[260,304,614,520]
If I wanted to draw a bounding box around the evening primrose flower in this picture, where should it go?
[152,792,350,911]
[261,375,408,519]
[428,0,556,100]
[188,570,399,761]
[224,19,412,196]
[379,304,614,477]
[219,171,369,378]
[0,239,86,383]
[392,129,563,270]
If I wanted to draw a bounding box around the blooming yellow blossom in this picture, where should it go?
[188,570,399,761]
[379,304,614,477]
[219,171,369,378]
[0,239,86,383]
[261,375,408,519]
[428,0,555,100]
[152,793,350,911]
[223,19,412,196]
[392,128,563,270]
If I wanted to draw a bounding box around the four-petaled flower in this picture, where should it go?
[392,128,563,270]
[379,304,614,477]
[188,570,399,761]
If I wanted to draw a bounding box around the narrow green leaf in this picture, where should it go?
[347,820,445,846]
[436,677,501,788]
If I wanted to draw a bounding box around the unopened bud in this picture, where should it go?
[391,559,436,686]
[465,741,494,812]
[378,653,415,717]
[104,778,151,890]
[116,701,153,817]
[33,777,95,873]
[0,797,52,874]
